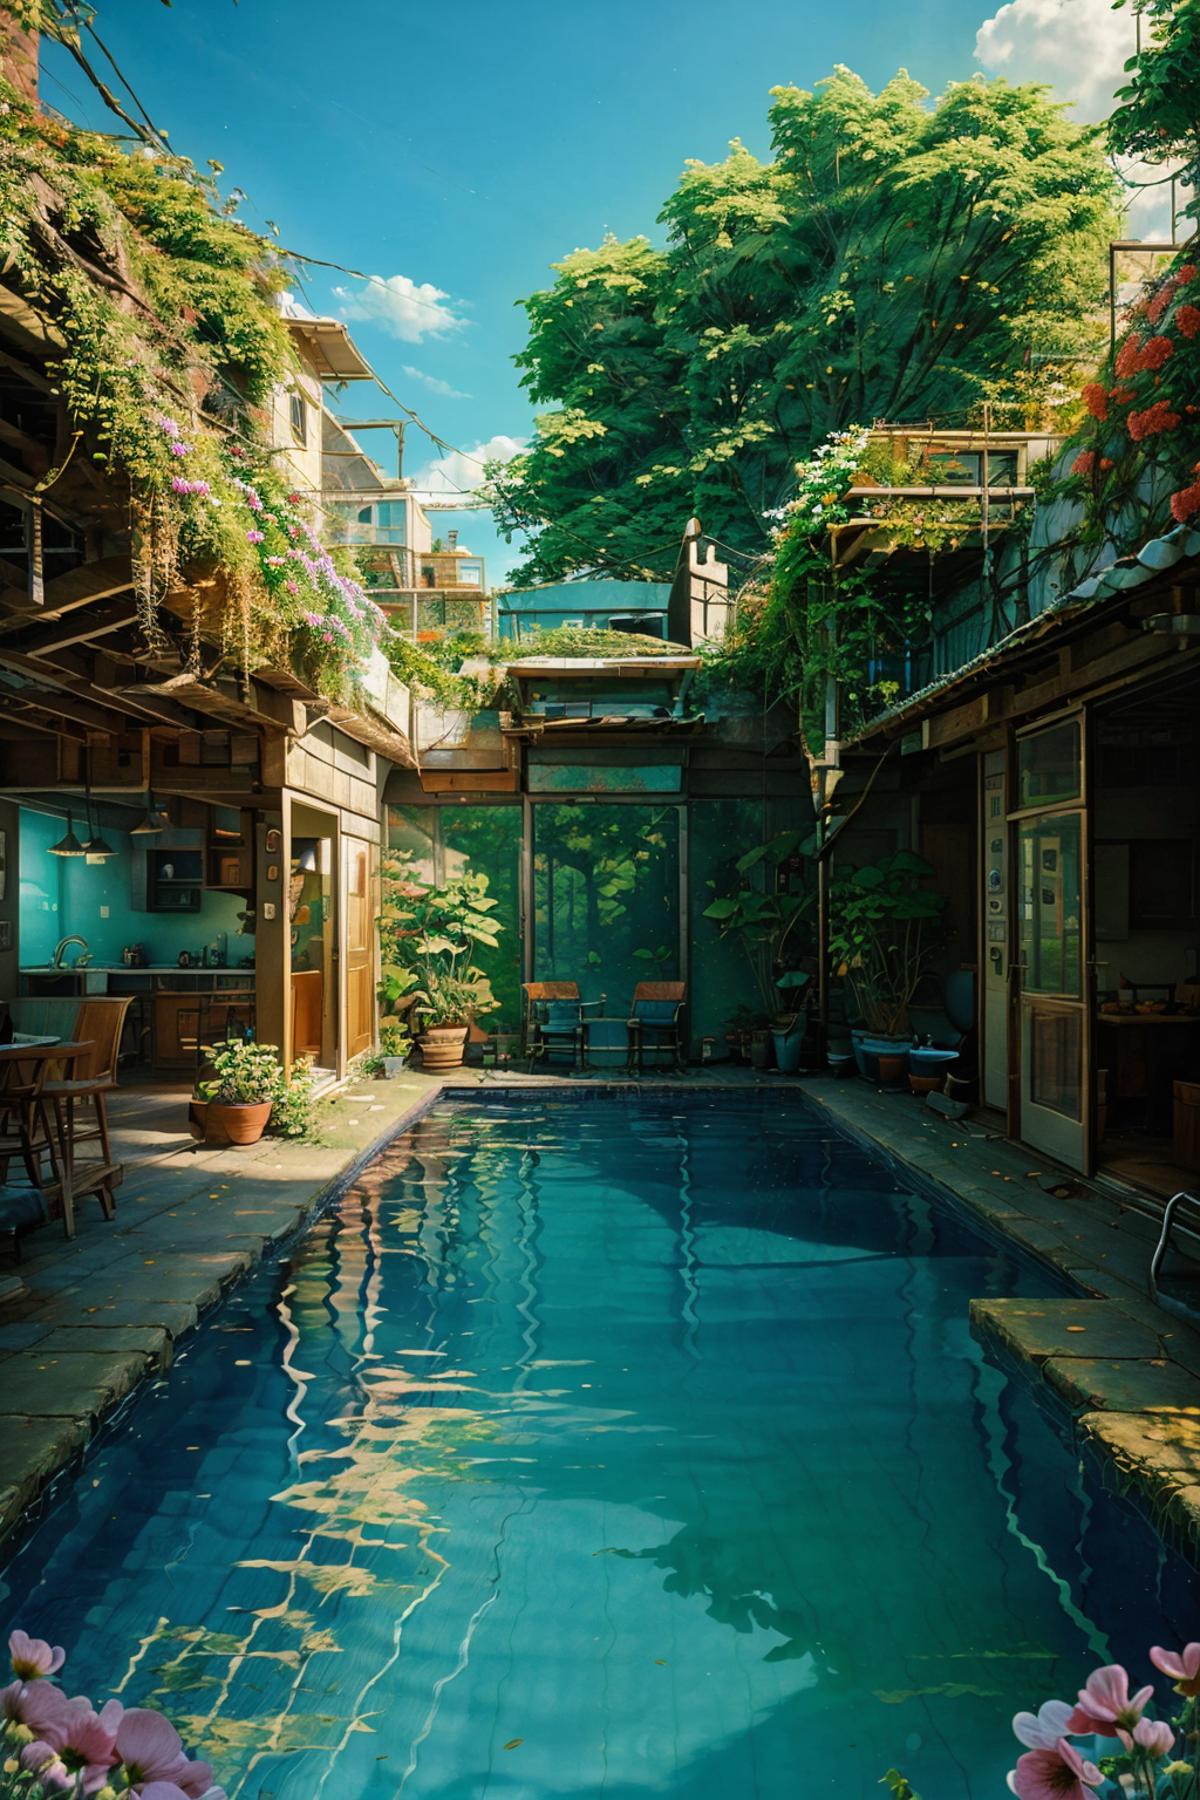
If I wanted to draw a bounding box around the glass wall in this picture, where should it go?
[532,802,680,1009]
[386,805,522,1030]
[687,798,768,1052]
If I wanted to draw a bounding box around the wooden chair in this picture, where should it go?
[0,1042,98,1240]
[626,982,687,1074]
[40,997,131,1236]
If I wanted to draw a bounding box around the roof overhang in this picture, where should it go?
[506,655,701,680]
[285,317,374,382]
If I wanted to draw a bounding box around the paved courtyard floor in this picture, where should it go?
[2,1063,1200,1567]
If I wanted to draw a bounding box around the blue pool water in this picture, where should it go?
[2,1095,1195,1798]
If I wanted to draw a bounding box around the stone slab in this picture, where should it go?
[26,1296,199,1337]
[969,1297,1166,1366]
[0,1416,89,1537]
[29,1325,172,1366]
[0,1349,147,1420]
[1044,1356,1200,1414]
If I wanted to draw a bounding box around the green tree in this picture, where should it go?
[494,68,1117,584]
[1108,0,1200,217]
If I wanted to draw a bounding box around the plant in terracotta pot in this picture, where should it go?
[193,1039,285,1146]
[827,851,946,1077]
[380,861,503,1071]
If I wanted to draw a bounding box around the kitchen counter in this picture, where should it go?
[20,964,256,976]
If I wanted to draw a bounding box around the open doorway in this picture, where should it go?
[1091,671,1200,1197]
[289,805,338,1079]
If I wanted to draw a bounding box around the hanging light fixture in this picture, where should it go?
[48,811,85,857]
[130,790,169,835]
[81,756,116,860]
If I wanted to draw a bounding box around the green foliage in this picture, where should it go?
[702,829,813,1017]
[0,78,379,705]
[270,1058,316,1138]
[880,1772,922,1800]
[378,855,503,1029]
[195,1039,285,1106]
[827,851,946,1036]
[505,625,690,659]
[1109,0,1200,219]
[494,67,1117,584]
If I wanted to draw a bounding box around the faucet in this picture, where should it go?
[52,935,91,969]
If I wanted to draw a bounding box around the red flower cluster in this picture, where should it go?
[1110,386,1136,406]
[1071,451,1096,478]
[1176,304,1200,340]
[1127,401,1181,441]
[1115,332,1174,376]
[1082,382,1108,421]
[1170,481,1200,523]
[1144,262,1198,325]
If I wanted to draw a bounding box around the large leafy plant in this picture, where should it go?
[827,851,946,1037]
[378,857,502,1031]
[194,1039,285,1107]
[702,830,813,1022]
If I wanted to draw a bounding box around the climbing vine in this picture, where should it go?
[0,74,380,702]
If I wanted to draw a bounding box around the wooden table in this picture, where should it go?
[0,1041,120,1238]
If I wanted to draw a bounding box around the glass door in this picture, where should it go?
[1013,718,1091,1171]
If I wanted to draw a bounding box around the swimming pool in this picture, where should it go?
[2,1094,1194,1798]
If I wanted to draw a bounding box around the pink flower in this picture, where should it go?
[284,580,299,595]
[246,529,265,544]
[1011,1738,1104,1800]
[169,442,190,458]
[1117,1716,1174,1757]
[154,415,182,438]
[1067,1665,1154,1736]
[2,1676,70,1735]
[113,1708,213,1797]
[1151,1642,1200,1694]
[21,1695,121,1793]
[1013,1700,1075,1749]
[9,1630,65,1681]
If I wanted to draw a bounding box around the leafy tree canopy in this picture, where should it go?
[490,67,1118,586]
[1108,0,1200,215]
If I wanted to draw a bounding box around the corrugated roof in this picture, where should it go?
[847,522,1200,745]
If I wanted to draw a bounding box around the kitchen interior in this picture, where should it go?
[1092,670,1200,1197]
[5,790,257,1077]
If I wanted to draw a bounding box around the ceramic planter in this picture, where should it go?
[380,1055,409,1079]
[201,1099,272,1147]
[850,1030,913,1083]
[771,1024,805,1074]
[419,1024,469,1071]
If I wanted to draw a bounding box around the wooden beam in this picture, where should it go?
[14,599,138,658]
[3,686,124,733]
[0,553,132,627]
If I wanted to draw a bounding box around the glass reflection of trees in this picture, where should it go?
[533,802,680,1002]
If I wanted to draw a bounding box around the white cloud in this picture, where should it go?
[333,273,466,344]
[401,364,472,400]
[974,0,1190,235]
[408,434,526,506]
[975,0,1132,119]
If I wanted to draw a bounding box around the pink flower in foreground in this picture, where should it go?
[141,1787,229,1800]
[1151,1643,1200,1694]
[114,1708,212,1797]
[169,442,190,458]
[1011,1738,1104,1800]
[1067,1664,1154,1736]
[246,529,265,544]
[1117,1716,1174,1757]
[1013,1700,1075,1749]
[1,1676,70,1736]
[21,1695,121,1793]
[9,1630,65,1681]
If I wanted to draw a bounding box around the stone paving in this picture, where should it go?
[3,1062,1200,1567]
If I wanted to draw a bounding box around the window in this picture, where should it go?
[289,392,308,446]
[609,614,665,639]
[1017,720,1081,810]
[560,617,584,628]
[374,501,407,546]
[456,559,483,588]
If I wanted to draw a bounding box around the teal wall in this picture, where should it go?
[18,809,245,968]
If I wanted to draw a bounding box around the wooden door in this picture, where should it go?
[345,838,373,1059]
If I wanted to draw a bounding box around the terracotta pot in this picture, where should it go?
[908,1072,943,1096]
[205,1100,272,1147]
[420,1023,469,1071]
[876,1053,907,1086]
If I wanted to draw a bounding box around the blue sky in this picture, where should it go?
[43,0,1137,582]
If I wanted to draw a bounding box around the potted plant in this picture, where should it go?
[361,1022,414,1080]
[703,830,814,1071]
[379,858,503,1072]
[192,1039,285,1146]
[826,851,946,1080]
